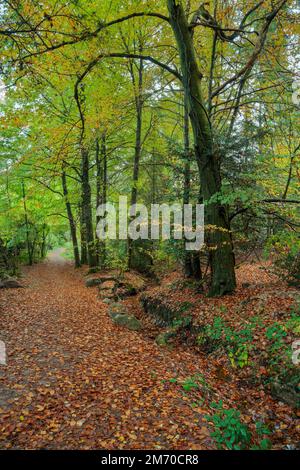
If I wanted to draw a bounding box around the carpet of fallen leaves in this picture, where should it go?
[0,255,212,450]
[126,262,299,449]
[0,255,299,449]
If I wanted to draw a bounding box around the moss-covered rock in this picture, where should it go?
[155,330,175,346]
[0,278,23,289]
[87,267,101,275]
[86,271,146,301]
[108,302,142,331]
[110,313,142,331]
[269,369,300,409]
[271,380,300,409]
[85,278,102,288]
[108,302,128,316]
[140,292,193,326]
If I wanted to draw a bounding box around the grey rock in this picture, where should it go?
[110,313,142,331]
[0,278,23,289]
[109,302,128,317]
[87,267,101,275]
[99,280,116,290]
[108,302,141,331]
[85,278,102,288]
[271,381,300,409]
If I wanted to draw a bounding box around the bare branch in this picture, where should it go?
[211,0,288,98]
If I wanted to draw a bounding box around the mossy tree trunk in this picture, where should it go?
[22,180,33,266]
[61,170,81,268]
[183,95,202,283]
[167,0,236,296]
[95,133,107,267]
[128,57,144,269]
[81,145,97,267]
[80,202,88,265]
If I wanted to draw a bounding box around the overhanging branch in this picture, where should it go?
[211,0,288,98]
[262,199,300,204]
[74,51,182,111]
[14,12,170,60]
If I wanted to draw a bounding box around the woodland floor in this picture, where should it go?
[0,252,299,449]
[0,252,213,450]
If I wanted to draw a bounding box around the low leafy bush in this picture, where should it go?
[206,401,271,450]
[264,310,300,407]
[197,316,258,368]
[182,376,199,392]
[265,232,300,286]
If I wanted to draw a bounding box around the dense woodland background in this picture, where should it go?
[0,0,299,451]
[0,0,299,289]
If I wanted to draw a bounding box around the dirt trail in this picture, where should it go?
[46,247,67,264]
[0,256,211,449]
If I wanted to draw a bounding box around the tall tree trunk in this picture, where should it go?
[75,81,96,267]
[95,134,107,267]
[61,170,81,268]
[21,180,33,266]
[40,223,48,259]
[167,0,236,296]
[95,136,101,267]
[182,101,202,283]
[128,57,144,269]
[80,203,88,265]
[151,148,157,205]
[102,134,107,217]
[183,95,193,278]
[81,145,96,267]
[0,238,10,271]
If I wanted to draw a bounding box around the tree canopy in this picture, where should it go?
[0,0,299,292]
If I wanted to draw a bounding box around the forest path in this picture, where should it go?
[46,247,67,264]
[0,258,211,449]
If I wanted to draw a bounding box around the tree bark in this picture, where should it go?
[22,180,33,266]
[95,134,107,266]
[39,223,48,259]
[62,170,81,268]
[183,95,193,277]
[0,238,10,271]
[167,0,236,296]
[81,145,97,267]
[80,202,88,265]
[128,57,144,269]
[74,77,96,267]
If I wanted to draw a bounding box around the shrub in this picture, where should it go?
[206,401,271,450]
[265,232,300,286]
[197,316,257,367]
